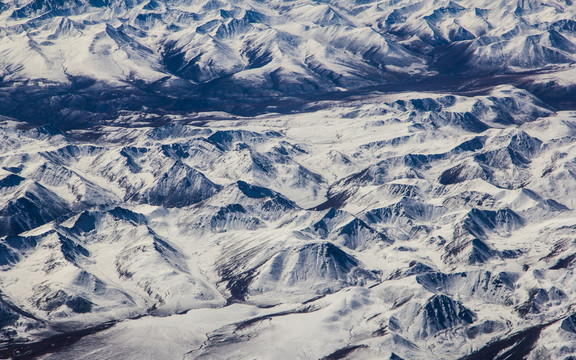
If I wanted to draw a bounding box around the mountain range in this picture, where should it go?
[1,0,576,125]
[1,0,576,359]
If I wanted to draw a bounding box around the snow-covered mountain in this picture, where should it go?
[1,0,576,126]
[1,0,575,84]
[0,84,574,358]
[1,0,576,359]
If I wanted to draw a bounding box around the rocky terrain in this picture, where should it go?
[1,0,576,359]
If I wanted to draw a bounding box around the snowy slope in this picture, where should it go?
[1,0,576,128]
[0,84,575,358]
[0,0,574,88]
